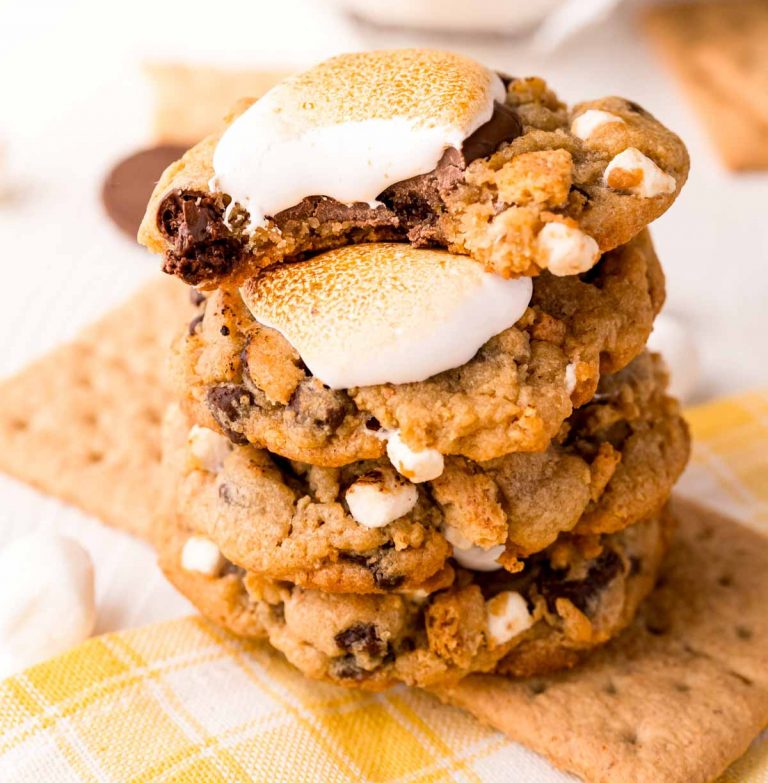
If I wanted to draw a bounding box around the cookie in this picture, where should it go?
[163,352,688,593]
[158,504,673,690]
[0,277,189,539]
[434,499,768,783]
[137,50,688,287]
[174,232,664,465]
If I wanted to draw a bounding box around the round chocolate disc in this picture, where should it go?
[101,145,186,239]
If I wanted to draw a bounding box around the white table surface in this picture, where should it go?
[1,0,767,642]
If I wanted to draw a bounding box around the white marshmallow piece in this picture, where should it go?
[181,535,225,577]
[603,147,677,198]
[571,109,625,141]
[187,425,231,472]
[0,533,96,679]
[241,244,532,390]
[443,525,505,572]
[346,475,419,529]
[386,430,444,483]
[537,222,600,276]
[565,362,578,395]
[486,591,534,646]
[647,313,701,402]
[213,51,505,227]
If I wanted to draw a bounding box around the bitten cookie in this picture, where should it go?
[173,234,664,465]
[138,50,688,287]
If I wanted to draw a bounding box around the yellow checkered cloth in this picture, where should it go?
[1,391,767,783]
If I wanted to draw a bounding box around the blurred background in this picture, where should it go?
[1,0,767,398]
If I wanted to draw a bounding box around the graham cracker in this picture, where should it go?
[144,63,291,145]
[434,497,768,783]
[644,1,768,171]
[0,277,189,539]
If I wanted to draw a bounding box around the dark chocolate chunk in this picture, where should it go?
[369,562,405,590]
[207,384,254,445]
[334,623,384,656]
[102,145,186,239]
[338,551,405,590]
[331,655,367,680]
[158,190,244,284]
[287,380,351,433]
[538,549,623,614]
[461,102,522,164]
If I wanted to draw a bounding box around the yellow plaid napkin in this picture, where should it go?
[1,391,767,783]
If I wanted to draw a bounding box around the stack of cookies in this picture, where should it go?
[140,50,691,690]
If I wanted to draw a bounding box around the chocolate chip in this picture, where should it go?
[101,145,187,239]
[370,563,405,590]
[288,380,351,433]
[220,325,230,337]
[334,623,384,656]
[538,549,623,614]
[496,71,516,89]
[331,654,367,680]
[364,417,381,431]
[207,384,254,445]
[157,190,244,285]
[461,102,522,163]
[338,551,405,590]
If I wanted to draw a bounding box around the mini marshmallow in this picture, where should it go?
[486,591,534,646]
[571,109,625,141]
[537,222,600,276]
[386,430,444,483]
[181,535,225,576]
[0,533,96,679]
[565,362,578,395]
[187,425,231,472]
[346,473,419,528]
[647,313,701,402]
[604,147,677,198]
[443,525,505,571]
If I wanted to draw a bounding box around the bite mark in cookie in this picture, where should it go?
[139,54,688,287]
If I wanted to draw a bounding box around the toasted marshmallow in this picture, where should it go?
[443,525,504,571]
[486,591,534,646]
[571,109,625,140]
[213,50,505,227]
[346,472,419,528]
[241,244,532,390]
[181,535,225,576]
[385,430,444,483]
[537,222,600,276]
[604,147,676,198]
[0,533,96,678]
[187,425,231,472]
